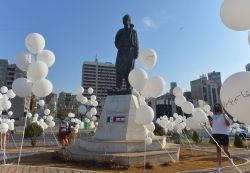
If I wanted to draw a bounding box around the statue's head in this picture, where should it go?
[123,14,131,27]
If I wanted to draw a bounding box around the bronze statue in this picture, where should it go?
[115,14,139,90]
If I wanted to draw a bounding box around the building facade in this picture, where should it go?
[0,59,30,119]
[190,75,219,108]
[82,59,125,112]
[170,82,177,94]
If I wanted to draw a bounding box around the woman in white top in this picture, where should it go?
[209,103,233,171]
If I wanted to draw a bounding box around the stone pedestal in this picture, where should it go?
[68,94,180,166]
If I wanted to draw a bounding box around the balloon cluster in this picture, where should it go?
[0,86,16,114]
[26,108,55,131]
[0,118,15,133]
[67,113,85,133]
[173,87,210,130]
[75,87,98,130]
[13,33,54,98]
[156,113,187,135]
[129,48,166,145]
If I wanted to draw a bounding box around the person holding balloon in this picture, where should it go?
[208,103,233,171]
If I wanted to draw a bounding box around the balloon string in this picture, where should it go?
[157,140,176,162]
[11,134,18,149]
[43,132,46,146]
[144,138,146,173]
[182,130,193,155]
[50,127,60,147]
[202,125,242,173]
[3,134,6,165]
[16,115,28,173]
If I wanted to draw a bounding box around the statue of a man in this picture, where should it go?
[115,14,139,90]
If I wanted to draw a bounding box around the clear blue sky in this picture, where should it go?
[0,0,249,94]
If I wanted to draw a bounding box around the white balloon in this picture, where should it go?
[27,112,32,118]
[47,115,53,122]
[81,97,88,104]
[38,100,45,106]
[68,112,75,118]
[147,131,155,138]
[92,116,97,121]
[48,121,55,128]
[173,87,183,97]
[16,52,32,71]
[0,123,9,133]
[88,88,94,94]
[139,48,157,70]
[135,105,154,125]
[1,94,9,101]
[75,87,84,95]
[1,100,11,110]
[78,105,87,114]
[192,108,208,124]
[90,95,96,101]
[203,105,211,112]
[27,61,48,82]
[1,86,8,94]
[220,0,250,31]
[174,95,187,107]
[8,111,13,116]
[32,79,53,97]
[181,101,194,114]
[186,117,201,130]
[93,100,98,107]
[141,76,165,98]
[6,89,16,99]
[12,78,32,98]
[44,109,50,115]
[145,136,153,145]
[34,113,39,117]
[76,94,84,102]
[128,68,148,91]
[90,107,97,115]
[25,33,45,54]
[145,122,155,132]
[37,50,55,67]
[8,123,14,131]
[220,72,250,124]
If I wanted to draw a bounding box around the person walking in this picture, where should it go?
[209,103,233,172]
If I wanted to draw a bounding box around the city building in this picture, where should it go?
[0,59,30,119]
[148,93,187,120]
[246,63,250,71]
[57,92,78,118]
[82,58,125,112]
[190,75,219,108]
[207,71,221,95]
[170,82,177,94]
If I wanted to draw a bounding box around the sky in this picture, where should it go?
[0,0,249,94]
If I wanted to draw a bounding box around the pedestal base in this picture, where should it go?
[68,139,180,166]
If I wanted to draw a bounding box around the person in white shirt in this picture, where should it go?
[208,103,233,171]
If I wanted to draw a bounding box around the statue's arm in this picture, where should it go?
[115,30,122,49]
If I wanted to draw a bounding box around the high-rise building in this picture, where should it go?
[190,75,219,108]
[57,92,76,117]
[170,82,177,94]
[246,63,250,71]
[0,60,8,86]
[0,59,30,119]
[82,59,125,112]
[208,71,221,95]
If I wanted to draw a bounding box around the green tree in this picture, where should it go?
[234,134,243,148]
[24,123,43,147]
[192,131,202,144]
